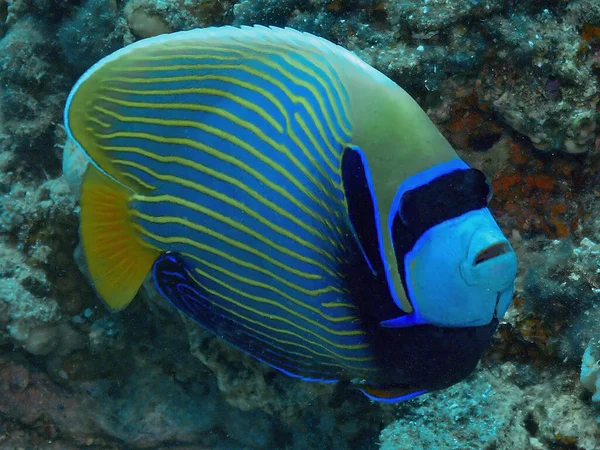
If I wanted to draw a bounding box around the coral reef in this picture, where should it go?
[0,0,600,448]
[380,367,599,450]
[58,0,123,75]
[0,18,69,178]
[581,339,600,405]
[477,10,598,154]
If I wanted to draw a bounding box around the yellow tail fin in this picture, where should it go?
[80,165,160,310]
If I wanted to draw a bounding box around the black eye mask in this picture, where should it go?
[387,168,492,315]
[392,168,491,259]
[341,148,495,322]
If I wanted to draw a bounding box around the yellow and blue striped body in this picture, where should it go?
[68,29,382,382]
[65,26,510,402]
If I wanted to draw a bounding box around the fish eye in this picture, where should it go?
[390,168,493,297]
[397,168,490,236]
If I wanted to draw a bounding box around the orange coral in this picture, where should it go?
[491,139,587,239]
[487,323,548,367]
[519,318,548,343]
[581,23,600,43]
[577,23,600,61]
[440,86,590,240]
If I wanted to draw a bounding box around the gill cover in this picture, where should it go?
[382,162,517,328]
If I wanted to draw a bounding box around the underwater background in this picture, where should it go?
[1,0,600,449]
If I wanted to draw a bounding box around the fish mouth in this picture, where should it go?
[473,242,511,266]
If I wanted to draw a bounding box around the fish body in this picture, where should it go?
[64,26,517,402]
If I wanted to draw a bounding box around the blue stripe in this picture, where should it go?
[96,130,330,217]
[111,46,351,146]
[265,52,349,148]
[112,152,332,247]
[286,51,352,132]
[106,58,348,174]
[136,215,322,277]
[133,184,337,268]
[156,271,343,379]
[359,388,427,403]
[87,42,379,379]
[152,253,374,377]
[94,79,346,210]
[104,77,287,132]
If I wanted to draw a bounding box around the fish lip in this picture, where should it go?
[474,242,512,266]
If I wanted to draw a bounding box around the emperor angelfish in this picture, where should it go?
[64,26,517,402]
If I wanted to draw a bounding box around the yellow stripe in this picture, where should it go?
[217,318,366,373]
[180,249,344,298]
[133,220,322,281]
[140,222,341,296]
[293,111,339,174]
[321,301,357,309]
[181,250,356,323]
[92,96,336,215]
[96,92,343,196]
[154,271,346,368]
[207,45,351,156]
[103,84,284,133]
[233,44,353,134]
[114,159,337,257]
[112,62,343,168]
[134,194,339,277]
[146,241,372,360]
[126,49,352,133]
[93,101,343,203]
[185,273,372,365]
[146,238,372,367]
[132,205,339,278]
[191,262,359,332]
[86,128,332,227]
[101,74,343,194]
[143,226,369,350]
[262,43,351,124]
[105,74,291,126]
[119,171,156,190]
[127,48,352,152]
[102,144,338,247]
[192,265,363,340]
[88,115,111,128]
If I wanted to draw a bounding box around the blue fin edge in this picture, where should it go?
[152,254,339,384]
[359,388,428,403]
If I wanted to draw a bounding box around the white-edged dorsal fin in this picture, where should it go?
[66,25,393,116]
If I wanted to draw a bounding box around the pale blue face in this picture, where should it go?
[379,160,517,330]
[403,208,517,327]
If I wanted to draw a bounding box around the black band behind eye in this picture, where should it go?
[391,169,491,299]
[398,168,490,240]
